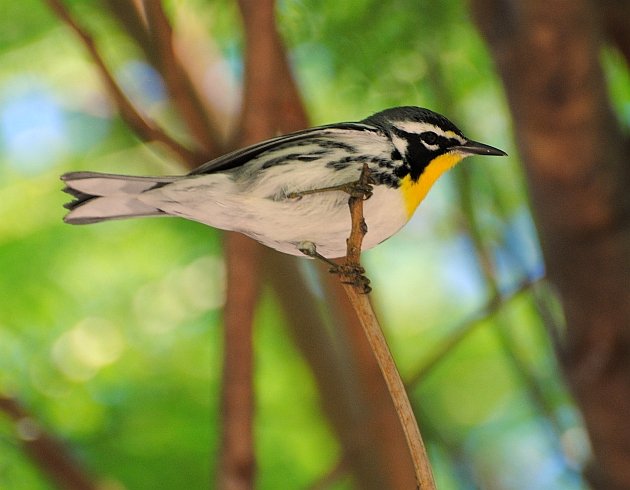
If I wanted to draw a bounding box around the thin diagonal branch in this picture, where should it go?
[340,165,436,489]
[143,1,223,157]
[0,395,98,490]
[340,289,435,489]
[406,277,544,389]
[46,0,206,166]
[235,0,282,146]
[313,276,545,488]
[101,0,153,58]
[454,166,568,438]
[320,264,418,488]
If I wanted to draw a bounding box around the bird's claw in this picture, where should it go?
[329,264,372,294]
[344,174,376,200]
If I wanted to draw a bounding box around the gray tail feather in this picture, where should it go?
[61,171,178,224]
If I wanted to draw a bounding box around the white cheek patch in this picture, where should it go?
[391,133,409,155]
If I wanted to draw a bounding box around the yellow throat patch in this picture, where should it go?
[400,152,465,217]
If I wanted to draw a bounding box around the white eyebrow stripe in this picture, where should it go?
[392,121,466,144]
[443,130,464,142]
[391,121,437,134]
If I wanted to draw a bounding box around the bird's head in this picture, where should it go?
[363,106,506,182]
[363,106,506,216]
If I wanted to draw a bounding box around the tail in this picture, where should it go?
[61,172,178,224]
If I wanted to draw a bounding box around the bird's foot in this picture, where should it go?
[329,263,372,294]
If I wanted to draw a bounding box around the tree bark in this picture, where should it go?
[470,1,630,488]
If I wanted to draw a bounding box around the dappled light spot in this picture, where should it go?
[560,426,591,471]
[0,78,67,172]
[52,317,125,382]
[0,76,111,173]
[116,61,167,108]
[133,254,226,335]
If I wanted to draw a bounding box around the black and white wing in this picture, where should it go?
[189,122,383,175]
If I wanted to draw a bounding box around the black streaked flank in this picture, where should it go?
[296,154,325,162]
[258,137,364,170]
[370,168,400,188]
[315,139,360,153]
[261,151,328,169]
[326,156,363,171]
[370,156,398,170]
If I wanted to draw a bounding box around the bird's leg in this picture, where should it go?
[298,241,372,294]
[297,241,339,269]
[286,170,376,200]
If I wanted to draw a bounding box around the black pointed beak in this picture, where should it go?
[453,140,507,156]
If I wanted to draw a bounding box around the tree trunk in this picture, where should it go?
[470,1,630,488]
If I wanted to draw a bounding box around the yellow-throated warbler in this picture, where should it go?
[62,106,506,258]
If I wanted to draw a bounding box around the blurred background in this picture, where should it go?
[1,1,628,489]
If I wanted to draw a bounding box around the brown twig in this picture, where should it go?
[143,1,223,157]
[341,287,436,489]
[313,277,544,488]
[46,0,206,166]
[0,395,99,490]
[101,0,153,58]
[344,166,370,266]
[321,266,418,488]
[340,165,436,489]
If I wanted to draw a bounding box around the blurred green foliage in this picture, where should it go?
[3,0,625,488]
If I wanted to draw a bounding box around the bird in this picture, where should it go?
[62,106,506,259]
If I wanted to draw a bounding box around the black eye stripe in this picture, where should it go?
[420,132,459,149]
[436,135,461,148]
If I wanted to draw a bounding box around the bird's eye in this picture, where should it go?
[421,131,438,145]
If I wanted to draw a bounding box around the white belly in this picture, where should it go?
[141,174,409,258]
